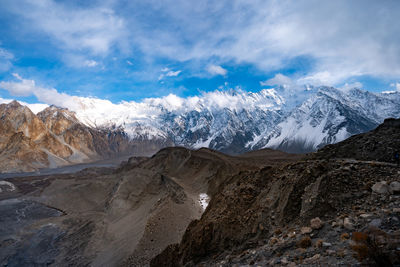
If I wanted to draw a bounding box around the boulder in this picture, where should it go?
[371,181,390,194]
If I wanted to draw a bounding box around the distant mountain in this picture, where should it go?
[0,101,169,172]
[71,86,400,154]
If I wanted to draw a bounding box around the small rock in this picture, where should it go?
[343,217,354,230]
[269,237,278,245]
[359,213,373,219]
[322,242,332,247]
[301,226,312,234]
[393,208,400,213]
[303,254,321,264]
[315,239,323,248]
[326,249,336,256]
[371,181,390,194]
[310,217,323,229]
[287,231,296,238]
[281,257,288,265]
[369,218,382,228]
[390,181,400,194]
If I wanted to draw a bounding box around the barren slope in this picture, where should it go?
[0,147,300,266]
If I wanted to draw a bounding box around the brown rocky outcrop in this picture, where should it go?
[0,101,169,173]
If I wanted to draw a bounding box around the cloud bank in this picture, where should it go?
[0,0,399,97]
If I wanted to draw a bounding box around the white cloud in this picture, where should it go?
[260,73,292,88]
[158,69,181,80]
[340,82,363,92]
[390,82,400,91]
[165,70,181,77]
[207,65,227,76]
[2,1,400,86]
[0,47,14,72]
[62,54,102,68]
[84,60,99,67]
[0,74,80,110]
[4,0,128,55]
[119,0,400,84]
[0,73,35,96]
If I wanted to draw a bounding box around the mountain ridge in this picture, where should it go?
[1,86,399,172]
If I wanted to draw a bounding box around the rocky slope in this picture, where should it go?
[0,146,300,266]
[0,101,169,173]
[151,119,400,266]
[1,118,399,266]
[312,117,400,163]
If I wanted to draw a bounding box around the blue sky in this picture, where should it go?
[0,0,399,104]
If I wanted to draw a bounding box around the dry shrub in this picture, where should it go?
[350,244,369,262]
[274,228,282,235]
[350,230,393,266]
[352,232,368,242]
[297,236,311,248]
[314,239,323,248]
[340,233,350,240]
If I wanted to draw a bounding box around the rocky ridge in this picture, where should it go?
[151,119,400,266]
[0,101,169,172]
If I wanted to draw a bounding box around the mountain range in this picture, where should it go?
[69,86,400,153]
[0,86,399,172]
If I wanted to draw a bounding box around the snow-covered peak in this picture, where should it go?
[9,86,400,154]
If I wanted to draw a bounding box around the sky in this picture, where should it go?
[0,0,399,105]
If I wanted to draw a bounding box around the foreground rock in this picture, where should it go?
[151,119,400,266]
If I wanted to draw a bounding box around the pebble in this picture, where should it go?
[372,181,390,194]
[303,254,321,264]
[369,218,382,228]
[390,181,400,194]
[343,217,354,230]
[326,249,336,256]
[359,213,373,219]
[322,242,332,247]
[287,231,296,238]
[310,217,323,230]
[301,226,312,234]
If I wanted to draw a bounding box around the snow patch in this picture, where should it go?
[0,181,16,192]
[199,193,209,211]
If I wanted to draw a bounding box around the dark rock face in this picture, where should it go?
[311,117,400,163]
[151,119,400,266]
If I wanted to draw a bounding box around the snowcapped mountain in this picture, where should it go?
[4,86,398,159]
[60,86,399,154]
